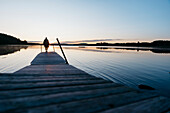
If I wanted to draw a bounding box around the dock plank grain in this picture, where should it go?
[31,52,65,65]
[0,76,104,83]
[14,91,158,113]
[101,96,170,113]
[14,65,87,74]
[0,79,110,90]
[0,83,122,99]
[0,86,134,112]
[0,52,169,113]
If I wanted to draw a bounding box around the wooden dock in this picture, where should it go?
[0,52,170,113]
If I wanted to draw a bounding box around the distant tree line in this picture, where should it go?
[1,32,170,47]
[95,40,170,47]
[0,33,27,45]
[53,40,170,48]
[151,40,170,47]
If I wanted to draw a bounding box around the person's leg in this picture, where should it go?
[45,47,48,52]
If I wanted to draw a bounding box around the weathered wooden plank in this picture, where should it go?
[18,64,79,69]
[14,66,87,74]
[31,52,65,65]
[0,73,92,77]
[15,68,82,71]
[0,74,95,79]
[0,77,103,83]
[0,79,111,90]
[0,83,122,99]
[13,91,158,113]
[101,96,170,113]
[14,70,87,74]
[14,64,88,74]
[0,76,98,80]
[0,86,133,112]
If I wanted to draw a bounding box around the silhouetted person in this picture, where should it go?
[43,37,49,52]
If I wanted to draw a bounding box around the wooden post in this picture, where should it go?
[41,45,42,52]
[53,45,55,52]
[56,38,69,64]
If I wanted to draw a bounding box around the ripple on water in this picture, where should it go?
[0,46,170,97]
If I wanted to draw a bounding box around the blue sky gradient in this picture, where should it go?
[0,0,170,43]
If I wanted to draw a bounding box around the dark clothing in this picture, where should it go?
[43,38,49,52]
[43,38,49,47]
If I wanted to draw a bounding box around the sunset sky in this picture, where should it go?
[0,0,170,43]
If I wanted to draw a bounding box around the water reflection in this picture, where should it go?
[61,46,170,97]
[0,45,28,55]
[63,46,170,54]
[95,47,170,54]
[111,47,170,54]
[0,45,170,97]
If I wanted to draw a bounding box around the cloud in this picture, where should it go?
[62,39,123,44]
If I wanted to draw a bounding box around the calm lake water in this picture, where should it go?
[0,45,170,97]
